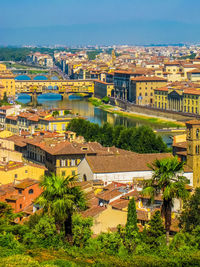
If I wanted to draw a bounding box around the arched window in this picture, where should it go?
[83,174,87,181]
[196,145,199,154]
[197,129,199,139]
[28,189,34,194]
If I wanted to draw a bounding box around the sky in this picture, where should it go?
[1,0,200,46]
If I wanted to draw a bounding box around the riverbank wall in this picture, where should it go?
[109,98,198,122]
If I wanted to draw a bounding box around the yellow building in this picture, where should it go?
[25,138,104,178]
[164,62,184,82]
[154,85,200,114]
[38,115,73,133]
[187,69,200,83]
[0,64,15,99]
[186,120,200,187]
[3,109,78,135]
[130,76,167,106]
[94,80,114,98]
[0,161,46,185]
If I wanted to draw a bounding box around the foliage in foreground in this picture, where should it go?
[1,175,200,266]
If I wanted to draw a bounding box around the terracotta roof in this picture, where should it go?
[185,120,200,125]
[0,161,24,171]
[6,116,18,120]
[94,80,113,85]
[14,179,39,189]
[85,153,172,173]
[164,62,180,66]
[0,106,13,110]
[97,188,123,201]
[5,135,28,147]
[136,209,149,221]
[110,198,129,210]
[131,76,167,82]
[154,86,168,92]
[81,206,106,217]
[188,68,200,73]
[173,142,187,149]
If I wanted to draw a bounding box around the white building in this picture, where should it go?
[78,153,193,186]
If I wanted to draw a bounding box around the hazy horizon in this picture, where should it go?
[1,0,200,46]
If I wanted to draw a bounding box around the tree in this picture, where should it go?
[52,110,59,117]
[35,174,87,237]
[3,92,8,103]
[126,197,138,236]
[72,213,93,247]
[64,110,71,115]
[102,96,109,104]
[146,211,165,248]
[67,119,168,154]
[142,157,189,245]
[0,202,22,225]
[180,187,200,232]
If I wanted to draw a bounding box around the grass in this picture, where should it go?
[88,97,185,128]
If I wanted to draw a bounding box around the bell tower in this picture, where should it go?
[186,120,200,187]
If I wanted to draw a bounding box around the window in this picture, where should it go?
[61,171,66,177]
[14,174,18,179]
[28,189,33,194]
[71,171,76,176]
[20,204,22,209]
[25,170,28,173]
[18,189,22,194]
[83,174,87,181]
[197,129,199,139]
[60,159,66,167]
[62,124,66,131]
[196,145,200,154]
[71,159,76,166]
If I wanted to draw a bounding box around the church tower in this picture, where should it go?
[186,120,200,187]
[112,49,116,65]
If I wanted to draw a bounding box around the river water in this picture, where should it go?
[17,93,173,146]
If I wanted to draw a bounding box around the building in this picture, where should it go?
[0,138,22,163]
[163,62,184,82]
[187,68,200,82]
[154,83,200,114]
[94,80,114,98]
[0,161,46,185]
[130,76,167,105]
[0,179,42,214]
[1,108,77,134]
[186,120,200,187]
[0,64,15,99]
[78,153,193,186]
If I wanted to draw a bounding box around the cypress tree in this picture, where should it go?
[126,197,138,236]
[147,211,165,244]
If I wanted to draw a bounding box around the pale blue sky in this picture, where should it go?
[0,0,200,45]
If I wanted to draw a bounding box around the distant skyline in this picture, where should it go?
[1,0,200,46]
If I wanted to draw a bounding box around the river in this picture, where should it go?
[16,93,173,146]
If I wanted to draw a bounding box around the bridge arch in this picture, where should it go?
[33,75,48,80]
[15,75,31,80]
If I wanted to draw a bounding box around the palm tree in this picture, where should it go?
[36,173,86,237]
[142,156,189,245]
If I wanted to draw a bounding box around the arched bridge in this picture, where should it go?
[15,79,95,98]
